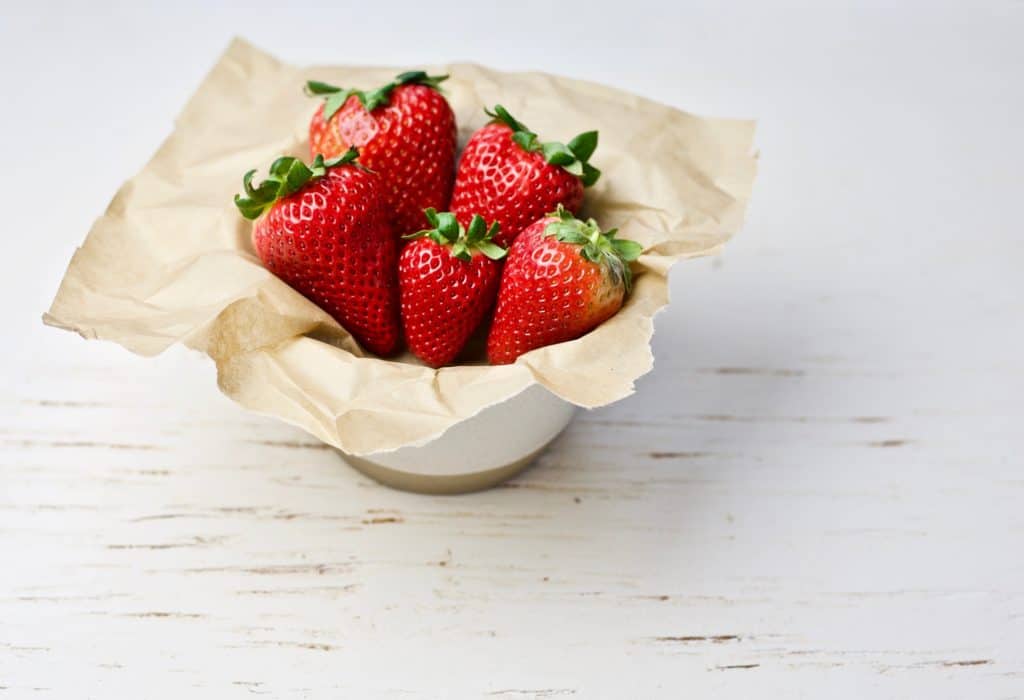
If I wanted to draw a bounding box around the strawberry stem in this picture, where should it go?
[485,105,601,187]
[545,205,643,291]
[234,148,359,220]
[405,209,507,262]
[305,71,448,121]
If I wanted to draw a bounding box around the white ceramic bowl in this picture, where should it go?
[337,384,576,494]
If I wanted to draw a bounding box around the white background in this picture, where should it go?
[2,1,1022,697]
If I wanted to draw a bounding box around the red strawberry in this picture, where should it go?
[487,206,642,365]
[450,105,600,247]
[235,148,401,356]
[306,71,457,237]
[399,210,507,367]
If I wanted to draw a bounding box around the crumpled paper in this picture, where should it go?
[44,38,758,455]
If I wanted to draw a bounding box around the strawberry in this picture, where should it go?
[305,71,457,238]
[235,148,401,356]
[450,105,600,248]
[487,206,642,365]
[399,210,507,367]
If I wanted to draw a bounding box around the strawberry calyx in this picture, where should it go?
[485,105,601,187]
[234,147,360,220]
[545,205,643,291]
[405,209,507,262]
[306,71,449,122]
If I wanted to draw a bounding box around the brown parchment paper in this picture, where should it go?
[44,38,758,456]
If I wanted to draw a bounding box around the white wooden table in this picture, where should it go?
[3,3,1022,697]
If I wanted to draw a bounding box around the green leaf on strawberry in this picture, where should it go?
[305,71,449,121]
[610,236,644,262]
[545,205,643,291]
[406,209,507,262]
[234,148,360,220]
[567,131,598,162]
[485,105,601,187]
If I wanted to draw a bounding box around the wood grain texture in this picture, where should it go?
[2,2,1023,698]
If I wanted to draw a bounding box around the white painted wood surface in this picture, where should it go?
[2,3,1022,697]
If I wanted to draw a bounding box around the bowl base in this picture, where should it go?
[337,446,546,495]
